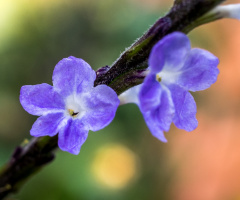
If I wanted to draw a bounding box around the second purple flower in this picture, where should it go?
[120,32,219,142]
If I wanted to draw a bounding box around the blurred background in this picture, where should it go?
[0,0,240,199]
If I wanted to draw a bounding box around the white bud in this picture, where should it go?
[212,4,240,20]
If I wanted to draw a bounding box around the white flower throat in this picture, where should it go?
[156,68,180,84]
[65,94,85,118]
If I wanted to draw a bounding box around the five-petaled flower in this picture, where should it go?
[20,56,119,155]
[119,32,219,142]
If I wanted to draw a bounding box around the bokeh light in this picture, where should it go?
[91,144,139,189]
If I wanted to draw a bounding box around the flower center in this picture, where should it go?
[65,94,85,119]
[68,109,79,117]
[156,74,162,82]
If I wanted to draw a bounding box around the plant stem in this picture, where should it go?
[94,0,225,94]
[0,136,58,199]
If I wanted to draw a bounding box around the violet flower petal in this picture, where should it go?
[52,56,96,97]
[142,86,174,142]
[58,119,88,155]
[149,32,191,73]
[168,84,198,131]
[82,85,120,131]
[139,73,162,112]
[20,83,65,116]
[177,48,219,92]
[30,112,66,137]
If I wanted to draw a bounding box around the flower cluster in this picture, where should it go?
[119,32,219,142]
[20,56,119,154]
[20,32,220,154]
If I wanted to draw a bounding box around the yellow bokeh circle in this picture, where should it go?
[92,144,139,189]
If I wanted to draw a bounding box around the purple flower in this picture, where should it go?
[119,32,219,142]
[20,56,119,155]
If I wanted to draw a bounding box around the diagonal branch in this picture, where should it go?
[94,0,225,94]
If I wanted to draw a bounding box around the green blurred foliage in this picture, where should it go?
[0,0,177,199]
